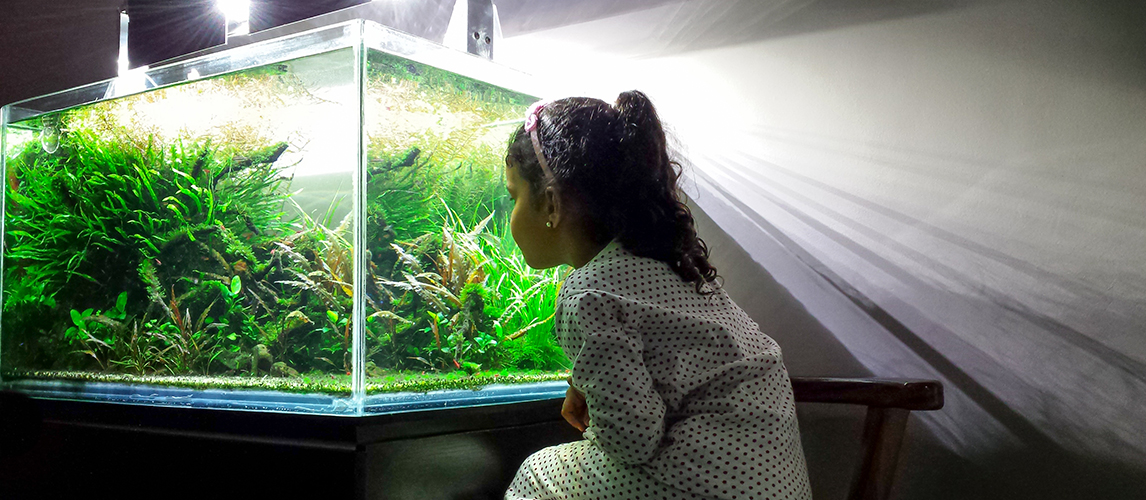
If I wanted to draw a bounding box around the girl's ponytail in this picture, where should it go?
[615,90,669,183]
[612,91,718,294]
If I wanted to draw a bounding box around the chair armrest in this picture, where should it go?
[790,377,944,411]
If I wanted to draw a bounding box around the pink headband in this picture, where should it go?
[524,100,555,180]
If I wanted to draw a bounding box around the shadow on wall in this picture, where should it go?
[694,192,1146,499]
[690,197,1146,499]
[689,197,869,377]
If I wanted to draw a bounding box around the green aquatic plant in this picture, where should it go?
[366,146,437,243]
[363,198,567,374]
[2,52,570,395]
[365,132,511,242]
[2,112,294,372]
[358,49,569,376]
[106,322,164,374]
[480,225,568,370]
[149,285,225,375]
[369,208,494,371]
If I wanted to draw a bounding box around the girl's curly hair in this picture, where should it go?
[506,91,719,294]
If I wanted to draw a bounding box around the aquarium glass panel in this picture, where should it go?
[2,20,569,415]
[2,48,360,413]
[360,49,568,408]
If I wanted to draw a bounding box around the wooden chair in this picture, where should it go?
[790,377,944,500]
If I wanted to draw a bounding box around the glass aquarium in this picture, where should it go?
[0,21,568,415]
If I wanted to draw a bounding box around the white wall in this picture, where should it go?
[501,1,1146,498]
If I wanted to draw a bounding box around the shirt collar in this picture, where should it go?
[580,239,624,268]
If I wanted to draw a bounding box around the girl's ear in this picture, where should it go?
[544,186,561,227]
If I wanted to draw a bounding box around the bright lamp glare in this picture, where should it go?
[118,12,130,75]
[217,0,249,23]
[108,66,155,99]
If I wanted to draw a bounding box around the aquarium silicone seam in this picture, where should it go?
[0,104,7,383]
[351,20,368,416]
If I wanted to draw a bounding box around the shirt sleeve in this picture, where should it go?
[568,290,667,465]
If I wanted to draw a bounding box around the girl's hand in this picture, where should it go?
[562,380,589,432]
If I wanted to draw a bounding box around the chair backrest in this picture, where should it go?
[790,377,944,500]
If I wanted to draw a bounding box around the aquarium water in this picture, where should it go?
[0,21,568,415]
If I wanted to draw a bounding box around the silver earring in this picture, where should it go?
[546,221,552,228]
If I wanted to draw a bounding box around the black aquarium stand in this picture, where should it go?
[0,390,581,500]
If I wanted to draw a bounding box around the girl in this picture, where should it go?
[503,91,811,500]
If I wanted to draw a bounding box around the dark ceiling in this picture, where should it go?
[2,0,1143,106]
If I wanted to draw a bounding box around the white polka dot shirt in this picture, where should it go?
[555,241,812,500]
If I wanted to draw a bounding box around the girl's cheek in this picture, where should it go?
[508,206,522,245]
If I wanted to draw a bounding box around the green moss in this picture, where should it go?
[2,368,568,395]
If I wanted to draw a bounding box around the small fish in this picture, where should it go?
[368,310,413,325]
